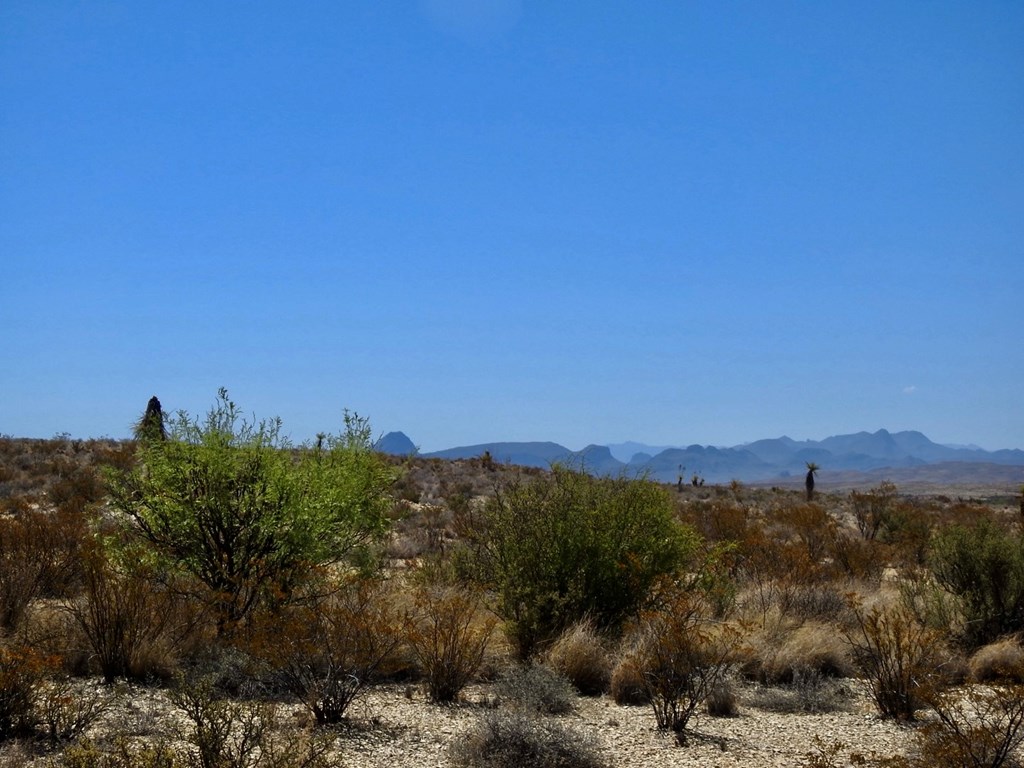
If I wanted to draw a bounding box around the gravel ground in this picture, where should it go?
[11,679,915,768]
[332,682,914,767]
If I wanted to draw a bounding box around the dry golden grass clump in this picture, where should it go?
[544,621,611,696]
[969,636,1024,683]
[608,648,649,706]
[747,621,854,685]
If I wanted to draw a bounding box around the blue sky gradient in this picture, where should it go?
[2,2,1022,451]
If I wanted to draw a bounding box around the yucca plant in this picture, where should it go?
[805,462,820,502]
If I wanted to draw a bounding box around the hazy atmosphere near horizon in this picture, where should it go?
[2,2,1022,452]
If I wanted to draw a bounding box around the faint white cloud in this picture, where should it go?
[902,385,917,395]
[420,0,522,43]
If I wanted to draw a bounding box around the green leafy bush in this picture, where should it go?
[930,518,1024,648]
[461,467,697,658]
[106,390,394,635]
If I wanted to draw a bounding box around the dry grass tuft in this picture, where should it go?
[545,622,611,696]
[969,636,1024,684]
[747,621,854,685]
[609,648,649,706]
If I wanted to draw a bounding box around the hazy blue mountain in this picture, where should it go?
[741,436,803,464]
[568,444,626,475]
[396,429,1024,484]
[374,431,417,455]
[423,441,572,468]
[819,429,903,459]
[607,441,681,463]
[634,445,774,484]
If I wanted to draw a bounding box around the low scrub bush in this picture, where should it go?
[843,601,945,721]
[748,621,854,685]
[250,577,405,724]
[451,711,605,768]
[495,664,576,715]
[0,508,84,632]
[911,683,1024,768]
[406,586,496,703]
[705,678,739,717]
[54,738,180,768]
[170,676,331,768]
[544,622,610,696]
[780,583,852,624]
[65,549,184,684]
[0,644,55,740]
[37,677,110,743]
[633,591,746,744]
[746,672,855,714]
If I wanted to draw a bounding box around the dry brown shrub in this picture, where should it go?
[633,591,747,744]
[170,676,332,768]
[678,499,751,545]
[65,548,188,684]
[248,577,406,724]
[0,643,58,740]
[705,678,739,717]
[545,621,611,696]
[37,677,110,743]
[452,710,605,768]
[406,586,497,703]
[0,508,85,632]
[970,637,1024,684]
[47,464,105,517]
[844,601,947,721]
[912,683,1024,768]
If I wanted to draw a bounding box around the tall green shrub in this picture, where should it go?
[930,518,1024,648]
[107,389,394,635]
[462,466,697,658]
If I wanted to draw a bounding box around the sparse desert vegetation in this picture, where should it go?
[2,396,1024,766]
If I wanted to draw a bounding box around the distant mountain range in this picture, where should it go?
[374,429,1024,486]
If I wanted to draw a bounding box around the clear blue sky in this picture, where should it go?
[2,2,1022,452]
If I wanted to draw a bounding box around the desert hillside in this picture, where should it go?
[1,435,1023,767]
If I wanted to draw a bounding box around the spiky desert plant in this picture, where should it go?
[134,396,167,443]
[805,462,819,502]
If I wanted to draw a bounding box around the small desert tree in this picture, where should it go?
[107,389,395,635]
[462,466,698,658]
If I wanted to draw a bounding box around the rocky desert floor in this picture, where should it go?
[336,682,911,768]
[19,678,915,768]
